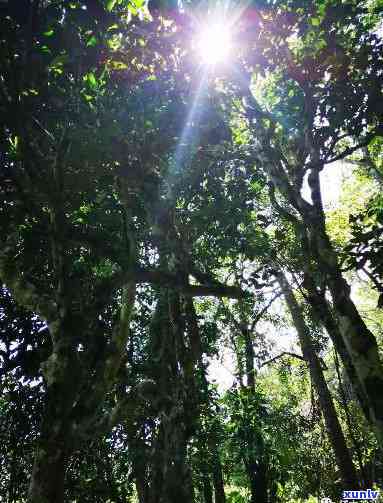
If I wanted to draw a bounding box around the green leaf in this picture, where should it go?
[86,35,98,47]
[40,45,52,55]
[49,54,69,68]
[43,29,54,37]
[106,0,117,11]
[84,72,97,89]
[108,60,128,70]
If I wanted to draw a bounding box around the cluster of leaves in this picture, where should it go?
[343,193,383,306]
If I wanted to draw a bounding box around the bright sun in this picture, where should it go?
[196,21,232,65]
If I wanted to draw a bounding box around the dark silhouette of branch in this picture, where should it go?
[250,289,282,332]
[116,268,248,299]
[259,352,305,368]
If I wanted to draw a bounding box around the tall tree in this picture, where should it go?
[278,271,358,489]
[227,0,383,443]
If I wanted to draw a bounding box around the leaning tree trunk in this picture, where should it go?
[303,271,371,421]
[312,226,383,445]
[303,153,383,446]
[278,272,359,490]
[300,174,383,445]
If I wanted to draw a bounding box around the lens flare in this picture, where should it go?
[196,21,232,65]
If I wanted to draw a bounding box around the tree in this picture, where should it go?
[226,0,383,444]
[277,271,358,489]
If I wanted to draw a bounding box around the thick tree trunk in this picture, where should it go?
[27,329,82,503]
[303,272,371,421]
[246,461,258,503]
[278,272,359,490]
[161,418,193,503]
[254,459,268,503]
[305,167,383,445]
[28,443,68,503]
[133,450,149,503]
[245,458,268,503]
[148,292,196,503]
[317,243,383,445]
[27,384,73,503]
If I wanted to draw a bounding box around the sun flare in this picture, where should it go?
[196,21,233,65]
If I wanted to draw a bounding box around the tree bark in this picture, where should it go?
[147,292,196,503]
[278,272,359,490]
[132,449,149,503]
[27,442,68,503]
[27,379,74,503]
[239,319,269,503]
[305,186,383,445]
[202,473,213,503]
[211,445,226,503]
[303,272,371,421]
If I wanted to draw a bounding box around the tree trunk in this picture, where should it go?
[161,419,193,503]
[202,473,213,503]
[148,292,196,503]
[133,451,149,503]
[305,166,383,445]
[27,394,71,503]
[27,329,82,503]
[242,81,383,446]
[254,458,268,503]
[244,327,256,390]
[242,325,269,503]
[317,243,383,445]
[303,271,371,421]
[211,445,226,503]
[246,461,258,503]
[278,272,359,490]
[28,445,68,503]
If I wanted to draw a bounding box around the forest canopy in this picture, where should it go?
[0,0,383,502]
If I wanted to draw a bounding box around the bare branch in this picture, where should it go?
[259,351,305,368]
[250,289,283,332]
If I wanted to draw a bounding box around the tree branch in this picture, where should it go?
[259,351,305,368]
[325,132,378,164]
[113,267,248,299]
[250,289,283,332]
[0,239,58,321]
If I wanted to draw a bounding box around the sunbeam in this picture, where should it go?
[173,71,209,172]
[196,21,233,65]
